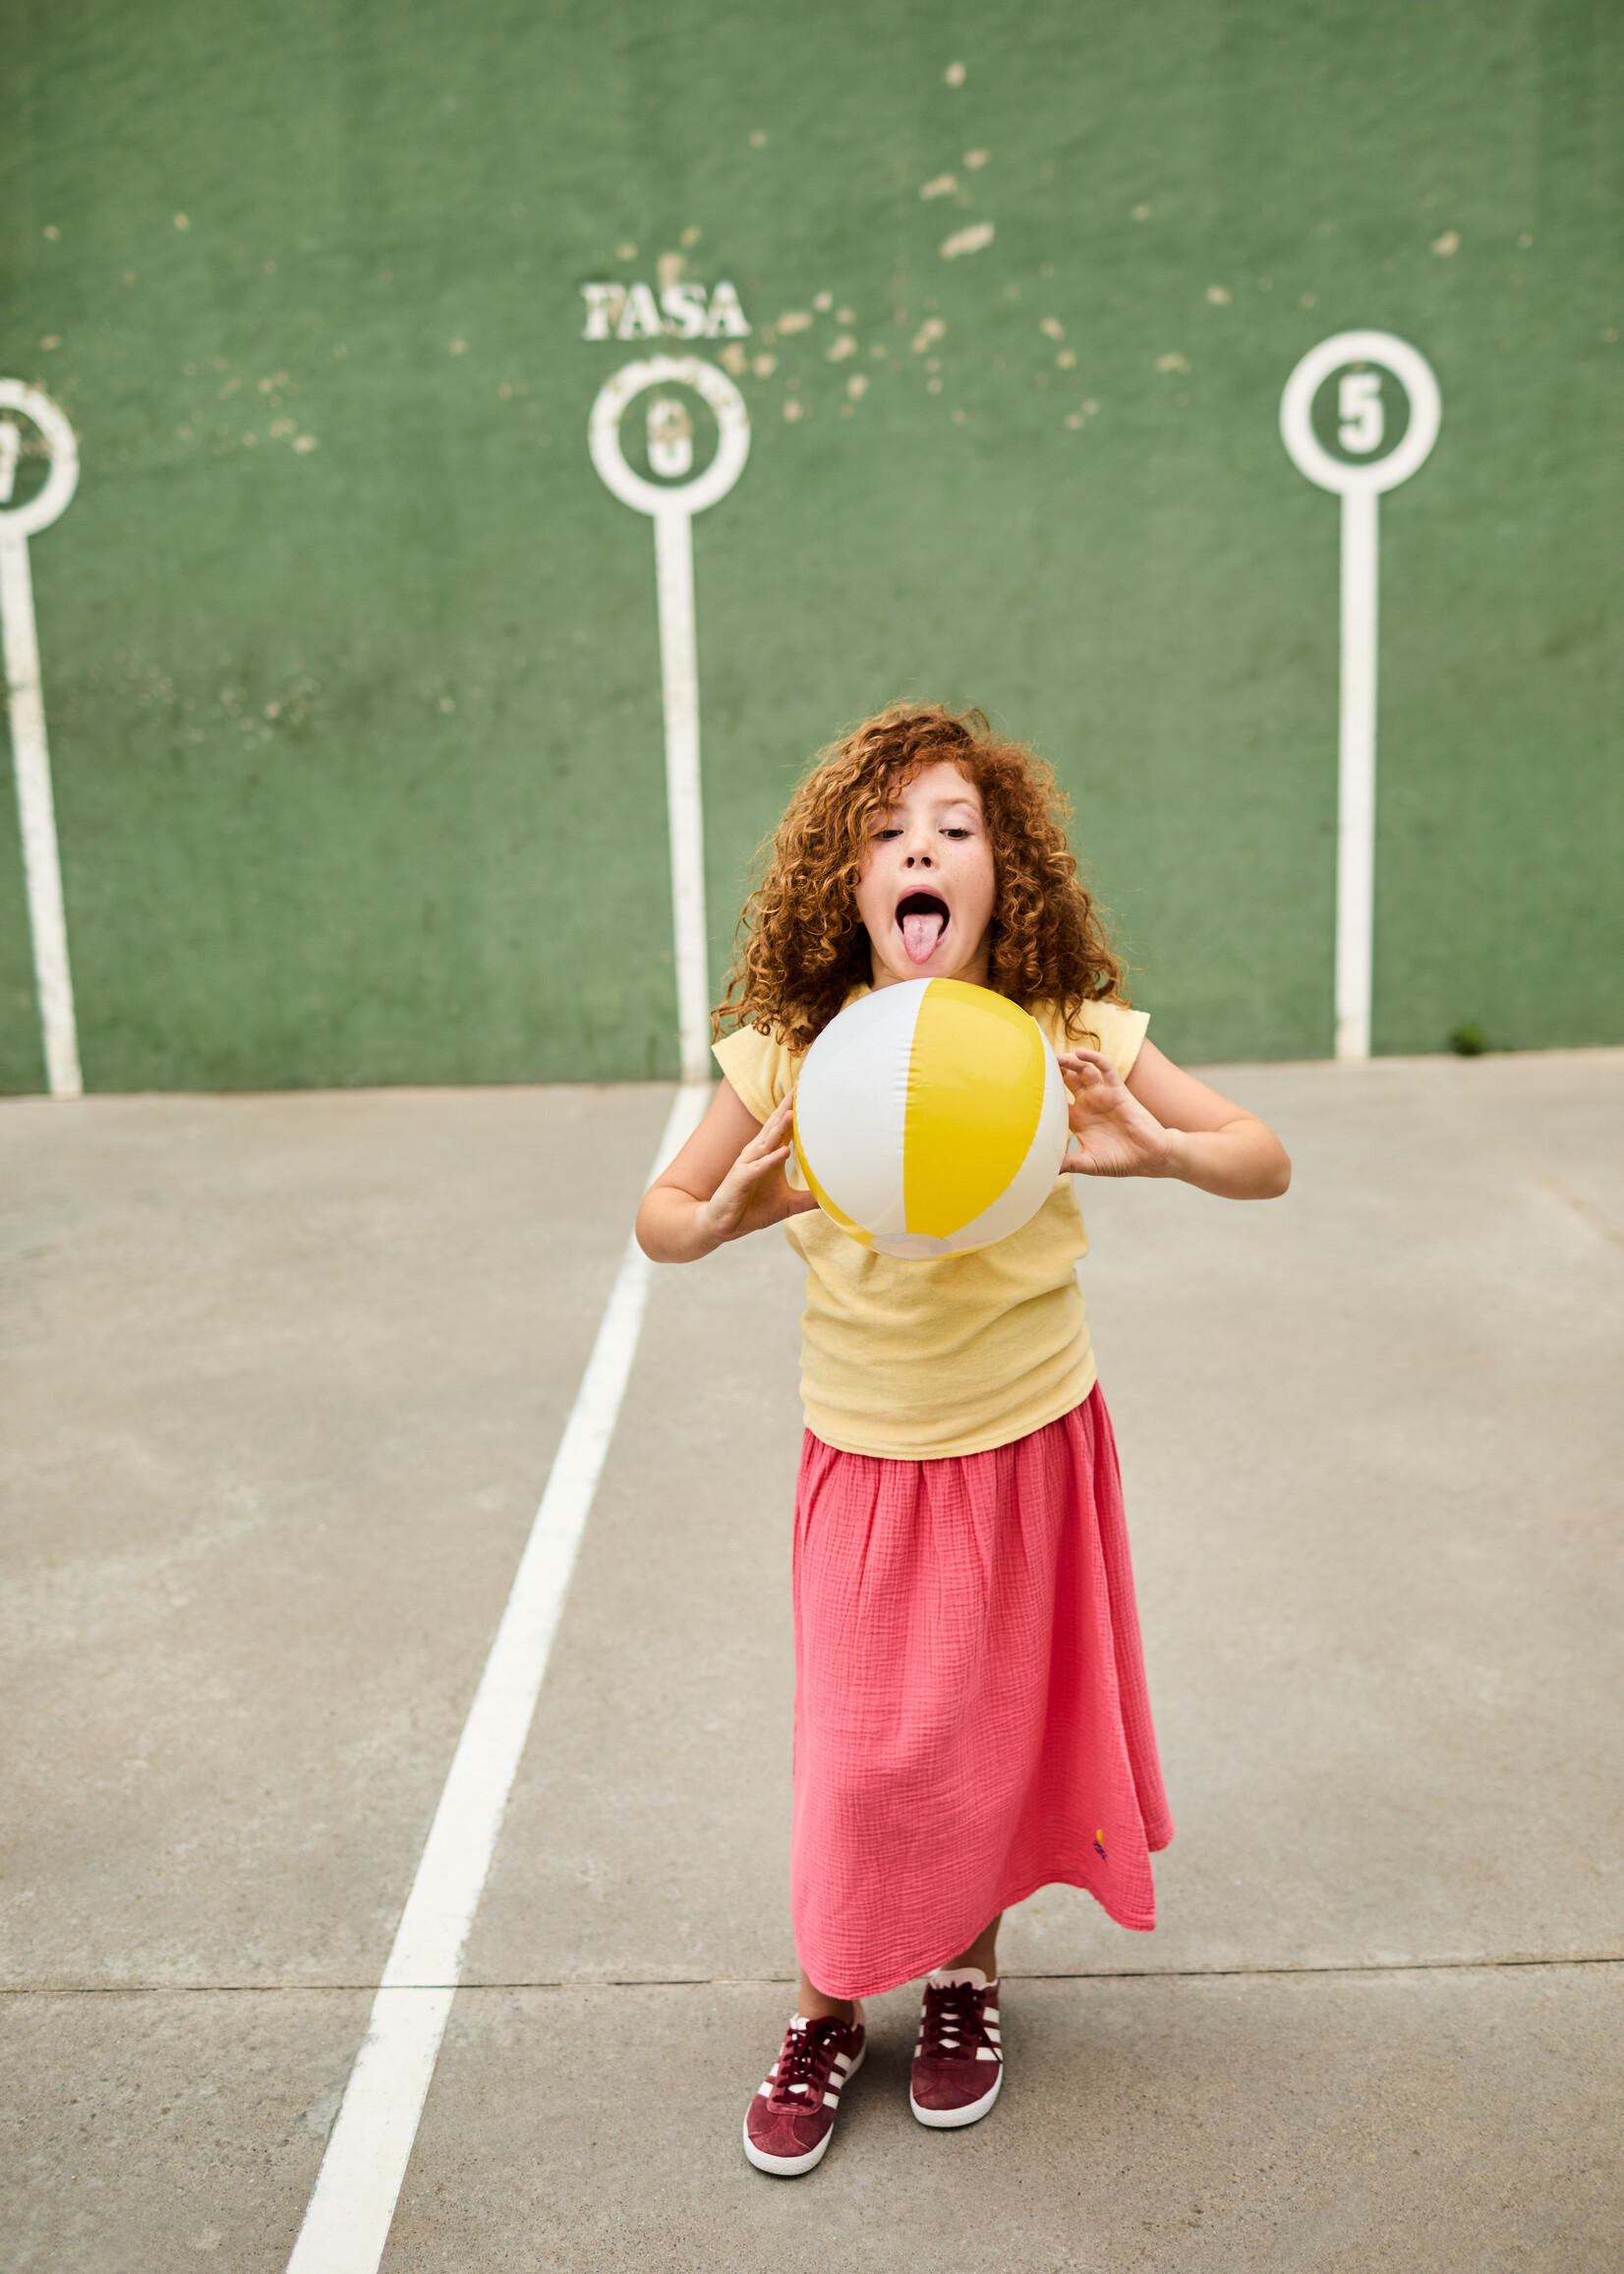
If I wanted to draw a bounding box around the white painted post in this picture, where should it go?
[589,357,750,1085]
[0,382,82,1096]
[1336,486,1379,1062]
[1280,332,1441,1061]
[652,507,712,1083]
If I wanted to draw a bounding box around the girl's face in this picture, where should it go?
[855,761,997,991]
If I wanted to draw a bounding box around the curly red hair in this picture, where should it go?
[714,702,1126,1052]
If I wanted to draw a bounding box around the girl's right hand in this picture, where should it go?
[637,1079,821,1263]
[697,1096,821,1246]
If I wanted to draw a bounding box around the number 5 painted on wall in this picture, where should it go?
[1337,371,1385,455]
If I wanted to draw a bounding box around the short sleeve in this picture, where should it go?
[1070,999,1149,1080]
[711,1021,796,1126]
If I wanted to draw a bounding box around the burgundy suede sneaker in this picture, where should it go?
[909,1968,1004,2128]
[743,2009,867,2176]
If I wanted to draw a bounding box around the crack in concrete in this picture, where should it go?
[6,1953,1621,1996]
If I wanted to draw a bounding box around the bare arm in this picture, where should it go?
[1057,1038,1291,1200]
[635,1079,820,1262]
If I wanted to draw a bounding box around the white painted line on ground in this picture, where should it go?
[286,1080,711,2274]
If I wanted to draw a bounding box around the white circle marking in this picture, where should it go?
[0,381,79,534]
[589,356,750,516]
[1280,331,1441,496]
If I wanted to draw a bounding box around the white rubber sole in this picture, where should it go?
[910,2060,1003,2128]
[742,2044,866,2176]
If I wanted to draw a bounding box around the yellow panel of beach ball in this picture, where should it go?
[791,979,1072,1260]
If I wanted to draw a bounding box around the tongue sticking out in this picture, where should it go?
[901,910,946,964]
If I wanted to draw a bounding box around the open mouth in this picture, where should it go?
[897,891,950,966]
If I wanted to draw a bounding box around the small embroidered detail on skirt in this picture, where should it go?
[790,1386,1173,2003]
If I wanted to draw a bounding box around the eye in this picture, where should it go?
[873,826,903,840]
[942,826,972,840]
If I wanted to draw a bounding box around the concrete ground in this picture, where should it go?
[1,1051,1620,2271]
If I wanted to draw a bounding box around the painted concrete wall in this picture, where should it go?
[1,0,1620,1091]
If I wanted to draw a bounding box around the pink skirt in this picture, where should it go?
[790,1386,1173,2001]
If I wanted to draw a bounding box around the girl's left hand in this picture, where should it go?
[1056,1049,1175,1179]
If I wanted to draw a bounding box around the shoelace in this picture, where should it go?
[767,2018,843,2106]
[920,1981,990,2062]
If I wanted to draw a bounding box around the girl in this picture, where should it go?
[637,704,1290,2178]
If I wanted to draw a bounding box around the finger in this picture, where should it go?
[731,1144,792,1183]
[742,1096,792,1138]
[740,1111,793,1159]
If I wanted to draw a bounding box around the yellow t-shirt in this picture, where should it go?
[712,994,1149,1460]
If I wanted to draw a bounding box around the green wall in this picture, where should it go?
[1,0,1620,1090]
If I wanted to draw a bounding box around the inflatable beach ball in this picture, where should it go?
[792,978,1073,1260]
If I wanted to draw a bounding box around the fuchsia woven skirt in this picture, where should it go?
[789,1385,1173,2001]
